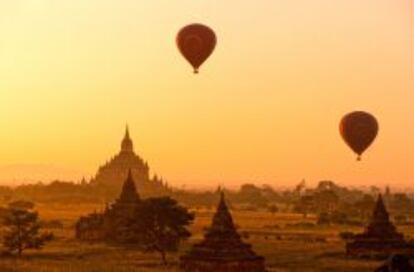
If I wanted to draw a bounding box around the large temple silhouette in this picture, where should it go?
[89,126,170,197]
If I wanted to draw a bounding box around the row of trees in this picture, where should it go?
[293,186,414,225]
[2,179,413,212]
[0,197,194,263]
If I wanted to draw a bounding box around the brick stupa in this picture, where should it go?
[180,192,266,272]
[347,194,414,258]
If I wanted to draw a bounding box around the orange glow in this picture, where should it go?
[0,0,414,188]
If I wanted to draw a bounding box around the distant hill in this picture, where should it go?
[0,164,88,186]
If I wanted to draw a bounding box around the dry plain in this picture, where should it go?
[0,203,401,272]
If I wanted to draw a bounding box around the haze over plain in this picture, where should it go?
[0,1,414,188]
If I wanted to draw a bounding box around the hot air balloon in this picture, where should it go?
[176,23,217,74]
[340,111,379,161]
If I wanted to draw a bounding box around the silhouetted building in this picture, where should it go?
[180,192,266,272]
[76,169,141,242]
[347,195,414,258]
[104,169,141,242]
[375,254,414,272]
[384,185,392,206]
[90,126,169,197]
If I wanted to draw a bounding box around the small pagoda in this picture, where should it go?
[347,194,414,258]
[104,169,141,242]
[375,254,414,272]
[76,169,141,243]
[180,192,266,272]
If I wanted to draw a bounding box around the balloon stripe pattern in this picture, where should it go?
[340,111,379,161]
[177,24,217,74]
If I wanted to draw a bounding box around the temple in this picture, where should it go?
[76,169,141,242]
[375,254,414,272]
[90,126,169,197]
[346,194,414,258]
[180,192,266,272]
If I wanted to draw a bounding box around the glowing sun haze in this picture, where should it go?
[0,0,413,188]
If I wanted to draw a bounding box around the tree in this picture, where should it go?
[316,180,337,191]
[317,212,330,225]
[294,195,314,218]
[129,197,194,264]
[353,194,375,221]
[294,180,306,195]
[391,193,414,215]
[267,204,279,215]
[313,190,339,214]
[239,184,268,208]
[1,207,53,256]
[370,186,381,196]
[8,200,35,210]
[318,210,349,225]
[395,214,408,225]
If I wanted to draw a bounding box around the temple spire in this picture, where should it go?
[371,194,389,224]
[208,191,237,235]
[121,125,134,153]
[117,169,140,203]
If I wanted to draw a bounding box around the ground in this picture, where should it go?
[0,203,407,272]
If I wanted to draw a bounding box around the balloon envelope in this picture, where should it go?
[176,24,217,74]
[340,111,379,160]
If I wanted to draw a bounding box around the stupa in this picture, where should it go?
[180,192,266,272]
[76,169,141,242]
[347,194,414,258]
[375,254,414,272]
[103,169,141,242]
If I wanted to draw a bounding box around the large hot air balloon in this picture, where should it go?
[340,111,379,161]
[176,23,217,74]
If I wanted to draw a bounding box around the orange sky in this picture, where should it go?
[0,1,414,188]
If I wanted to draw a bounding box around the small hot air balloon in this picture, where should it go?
[176,23,217,74]
[340,111,379,161]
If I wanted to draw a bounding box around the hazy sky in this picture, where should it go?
[0,0,414,188]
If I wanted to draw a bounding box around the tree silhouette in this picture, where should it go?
[1,207,53,256]
[267,204,279,215]
[294,195,314,218]
[129,197,194,264]
[353,194,375,221]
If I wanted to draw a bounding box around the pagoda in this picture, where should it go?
[90,126,169,197]
[180,192,266,272]
[76,169,141,243]
[347,194,414,258]
[375,254,414,272]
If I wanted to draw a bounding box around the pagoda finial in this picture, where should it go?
[121,125,133,153]
[218,189,226,208]
[125,124,130,138]
[207,190,238,236]
[371,194,389,223]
